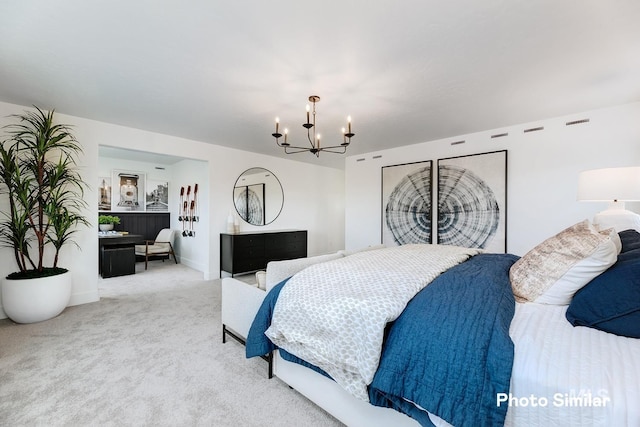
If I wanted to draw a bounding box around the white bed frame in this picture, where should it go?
[222,275,640,427]
[273,351,422,427]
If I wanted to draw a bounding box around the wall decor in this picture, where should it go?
[437,150,507,253]
[381,160,433,246]
[111,170,146,212]
[146,179,169,212]
[234,183,265,226]
[233,167,283,226]
[98,177,112,211]
[178,184,199,237]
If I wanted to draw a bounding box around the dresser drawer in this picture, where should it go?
[220,231,307,277]
[233,234,265,250]
[234,257,266,273]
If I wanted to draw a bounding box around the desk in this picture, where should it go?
[99,234,144,278]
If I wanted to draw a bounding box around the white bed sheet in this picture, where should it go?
[506,302,640,426]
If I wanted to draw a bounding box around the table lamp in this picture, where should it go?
[577,166,640,232]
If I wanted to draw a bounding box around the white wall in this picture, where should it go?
[0,100,345,319]
[346,102,640,255]
[171,158,210,272]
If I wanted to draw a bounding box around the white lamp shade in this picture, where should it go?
[577,166,640,202]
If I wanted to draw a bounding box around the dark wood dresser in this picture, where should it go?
[220,230,307,277]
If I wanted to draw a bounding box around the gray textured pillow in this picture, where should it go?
[510,220,619,305]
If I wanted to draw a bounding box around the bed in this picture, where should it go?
[244,222,640,426]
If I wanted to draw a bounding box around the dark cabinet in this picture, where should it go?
[220,230,307,277]
[101,246,135,278]
[99,234,144,278]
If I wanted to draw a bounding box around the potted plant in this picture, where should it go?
[98,214,120,232]
[0,106,89,323]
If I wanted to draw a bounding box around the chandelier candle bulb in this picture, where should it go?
[284,128,288,145]
[348,116,352,134]
[306,105,310,124]
[275,117,279,134]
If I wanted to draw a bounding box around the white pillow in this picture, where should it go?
[265,252,344,291]
[255,271,267,290]
[337,244,386,257]
[594,223,622,253]
[510,220,619,305]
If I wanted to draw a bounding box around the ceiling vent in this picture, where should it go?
[523,126,544,133]
[565,118,590,126]
[491,132,508,139]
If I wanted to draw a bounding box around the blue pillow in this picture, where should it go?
[619,229,640,253]
[566,247,640,338]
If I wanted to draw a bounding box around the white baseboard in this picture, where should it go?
[68,290,100,307]
[176,257,207,277]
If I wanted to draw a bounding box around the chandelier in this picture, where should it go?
[272,95,354,157]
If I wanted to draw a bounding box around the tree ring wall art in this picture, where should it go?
[234,183,265,226]
[437,150,507,253]
[381,161,433,246]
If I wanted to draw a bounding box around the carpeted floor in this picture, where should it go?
[0,262,342,426]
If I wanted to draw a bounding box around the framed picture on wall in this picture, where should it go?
[146,180,169,212]
[98,176,112,211]
[111,169,146,212]
[381,160,433,246]
[437,150,507,253]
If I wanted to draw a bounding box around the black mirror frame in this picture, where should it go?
[233,167,284,226]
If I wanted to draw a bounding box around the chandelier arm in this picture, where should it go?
[278,142,316,151]
[307,126,317,149]
[318,143,350,150]
[275,141,318,150]
[317,146,348,154]
[284,146,317,154]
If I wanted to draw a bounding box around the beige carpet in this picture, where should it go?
[0,262,342,426]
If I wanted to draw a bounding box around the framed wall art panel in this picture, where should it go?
[98,176,112,211]
[146,179,169,212]
[111,170,146,212]
[437,150,507,253]
[381,160,433,246]
[234,183,265,225]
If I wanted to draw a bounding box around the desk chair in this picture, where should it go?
[135,229,177,269]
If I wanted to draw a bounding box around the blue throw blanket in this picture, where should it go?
[245,279,285,358]
[246,253,518,427]
[370,253,518,426]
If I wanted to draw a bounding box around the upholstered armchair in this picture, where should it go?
[135,228,177,269]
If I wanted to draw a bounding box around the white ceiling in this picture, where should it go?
[98,145,187,166]
[1,1,639,169]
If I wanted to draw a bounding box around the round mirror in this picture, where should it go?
[233,167,284,225]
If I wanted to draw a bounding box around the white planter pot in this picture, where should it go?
[1,270,72,323]
[99,224,114,232]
